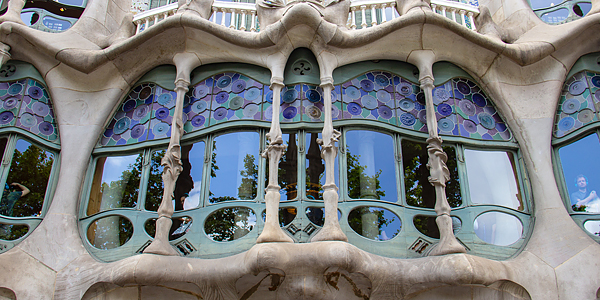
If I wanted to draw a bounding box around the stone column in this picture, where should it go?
[144,53,198,255]
[311,79,347,242]
[257,79,294,243]
[0,43,11,69]
[409,50,465,256]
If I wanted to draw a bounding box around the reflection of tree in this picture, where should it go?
[347,207,397,240]
[204,207,253,241]
[305,133,323,199]
[99,158,140,209]
[8,143,53,217]
[402,141,461,208]
[346,148,385,200]
[238,154,258,199]
[144,150,165,211]
[278,134,298,199]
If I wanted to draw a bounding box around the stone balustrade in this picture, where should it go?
[132,0,479,35]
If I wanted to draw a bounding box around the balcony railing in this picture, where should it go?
[132,0,478,35]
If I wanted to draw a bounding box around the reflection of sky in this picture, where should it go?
[101,154,139,184]
[465,149,521,209]
[474,212,522,246]
[584,220,600,236]
[529,0,556,9]
[184,142,205,209]
[376,208,401,241]
[346,131,397,201]
[559,134,600,202]
[210,132,259,199]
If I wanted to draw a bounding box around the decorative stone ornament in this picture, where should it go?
[311,80,348,242]
[257,79,294,243]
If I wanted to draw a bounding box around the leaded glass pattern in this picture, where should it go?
[100,83,155,146]
[0,78,58,142]
[395,77,426,132]
[149,86,176,140]
[451,78,511,140]
[209,73,264,125]
[341,72,397,125]
[554,70,600,137]
[184,77,213,133]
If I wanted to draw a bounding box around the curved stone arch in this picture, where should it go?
[405,280,531,300]
[551,52,600,243]
[0,60,61,254]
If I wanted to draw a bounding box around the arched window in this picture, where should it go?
[553,53,600,241]
[81,60,530,262]
[0,61,60,254]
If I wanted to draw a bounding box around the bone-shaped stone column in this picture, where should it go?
[409,50,465,255]
[311,78,347,242]
[257,78,294,243]
[144,53,198,255]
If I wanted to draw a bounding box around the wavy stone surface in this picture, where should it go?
[0,0,598,298]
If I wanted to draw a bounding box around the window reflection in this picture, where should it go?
[474,212,522,246]
[403,140,461,208]
[88,154,141,215]
[144,150,164,211]
[0,223,28,240]
[346,131,396,201]
[145,216,192,240]
[306,132,338,200]
[204,207,256,241]
[583,220,600,236]
[413,215,461,239]
[2,139,54,217]
[209,132,259,203]
[277,133,298,201]
[558,134,600,213]
[465,149,523,210]
[348,206,401,241]
[87,216,133,250]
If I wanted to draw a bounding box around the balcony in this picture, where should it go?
[131,0,480,34]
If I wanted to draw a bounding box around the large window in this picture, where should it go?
[82,65,529,262]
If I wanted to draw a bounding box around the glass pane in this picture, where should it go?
[305,207,341,226]
[144,150,165,211]
[1,139,54,218]
[474,212,522,246]
[0,223,28,240]
[209,132,259,203]
[144,216,192,240]
[413,215,462,239]
[20,12,39,26]
[177,142,205,210]
[575,3,592,16]
[346,131,396,201]
[306,132,339,200]
[465,149,523,210]
[403,140,461,208]
[204,207,256,241]
[42,16,71,32]
[347,206,401,241]
[260,207,297,227]
[540,8,569,23]
[583,220,600,237]
[558,134,600,213]
[87,154,141,215]
[267,133,297,201]
[86,216,133,250]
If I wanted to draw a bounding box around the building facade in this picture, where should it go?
[0,0,598,298]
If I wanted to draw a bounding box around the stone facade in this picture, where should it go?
[0,0,598,298]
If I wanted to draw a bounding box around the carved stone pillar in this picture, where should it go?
[143,78,189,256]
[257,79,294,243]
[0,43,11,69]
[311,79,347,242]
[420,75,466,256]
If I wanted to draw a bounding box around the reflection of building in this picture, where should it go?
[0,0,598,298]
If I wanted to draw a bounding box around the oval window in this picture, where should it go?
[42,16,72,32]
[261,207,297,227]
[348,206,401,241]
[583,220,600,237]
[0,223,28,240]
[144,217,192,240]
[413,215,461,239]
[474,212,522,246]
[305,207,341,227]
[540,8,569,24]
[86,216,133,250]
[204,207,256,242]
